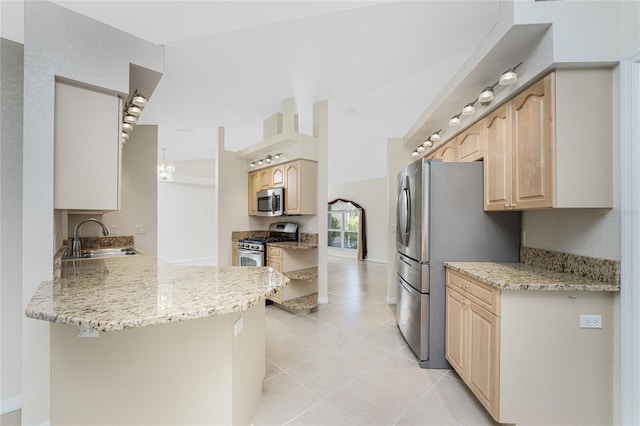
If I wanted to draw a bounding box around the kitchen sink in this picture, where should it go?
[63,247,140,260]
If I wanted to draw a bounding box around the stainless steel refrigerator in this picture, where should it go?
[396,159,520,368]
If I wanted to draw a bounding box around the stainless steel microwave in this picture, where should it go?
[257,187,284,216]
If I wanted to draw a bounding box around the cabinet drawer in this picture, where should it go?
[447,270,500,316]
[267,246,283,259]
[269,289,283,303]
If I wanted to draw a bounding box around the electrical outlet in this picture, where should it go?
[521,230,526,245]
[580,314,603,329]
[135,224,145,234]
[109,224,118,235]
[234,316,243,337]
[77,326,99,338]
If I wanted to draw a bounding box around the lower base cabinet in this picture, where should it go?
[445,268,614,425]
[267,246,317,304]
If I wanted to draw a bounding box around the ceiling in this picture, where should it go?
[10,1,503,180]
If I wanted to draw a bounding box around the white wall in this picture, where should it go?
[328,177,388,263]
[1,37,23,413]
[101,125,159,255]
[217,128,251,266]
[158,159,216,264]
[22,2,162,423]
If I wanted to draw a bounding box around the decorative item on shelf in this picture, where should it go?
[409,62,523,158]
[157,148,175,182]
[249,153,283,168]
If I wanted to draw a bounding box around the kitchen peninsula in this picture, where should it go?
[25,254,289,425]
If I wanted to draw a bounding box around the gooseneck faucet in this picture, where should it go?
[72,218,109,258]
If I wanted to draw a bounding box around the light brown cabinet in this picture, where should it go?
[232,244,239,266]
[456,121,483,162]
[284,160,317,215]
[271,164,285,188]
[267,245,317,304]
[248,171,259,215]
[483,105,512,210]
[445,267,615,425]
[247,159,317,216]
[446,270,500,420]
[483,69,612,210]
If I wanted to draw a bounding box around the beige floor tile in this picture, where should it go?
[395,399,458,425]
[360,324,409,353]
[265,359,283,380]
[422,374,498,426]
[285,400,355,426]
[325,375,415,425]
[252,374,321,426]
[266,334,322,371]
[253,257,493,426]
[286,351,363,398]
[363,353,440,401]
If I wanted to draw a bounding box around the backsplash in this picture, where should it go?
[231,231,269,242]
[54,236,135,279]
[300,233,318,246]
[520,246,620,285]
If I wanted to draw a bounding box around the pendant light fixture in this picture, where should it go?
[417,145,426,153]
[422,139,433,148]
[449,114,461,126]
[157,148,175,182]
[124,114,138,124]
[430,131,441,142]
[128,105,142,116]
[411,150,420,158]
[122,122,133,132]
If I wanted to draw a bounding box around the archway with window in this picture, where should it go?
[327,198,367,260]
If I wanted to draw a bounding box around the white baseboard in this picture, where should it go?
[365,257,387,264]
[318,296,329,304]
[386,296,397,304]
[1,395,22,415]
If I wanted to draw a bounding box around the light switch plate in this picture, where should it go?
[135,224,145,234]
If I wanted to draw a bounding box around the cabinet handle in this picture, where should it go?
[504,202,510,208]
[461,283,468,289]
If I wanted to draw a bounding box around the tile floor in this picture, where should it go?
[252,256,498,426]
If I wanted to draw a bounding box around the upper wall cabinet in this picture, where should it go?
[484,69,613,211]
[456,121,483,162]
[54,81,121,211]
[247,159,317,216]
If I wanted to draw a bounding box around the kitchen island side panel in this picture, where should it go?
[51,304,265,425]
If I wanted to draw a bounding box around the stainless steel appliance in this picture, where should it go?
[237,222,298,266]
[257,187,284,217]
[396,159,520,368]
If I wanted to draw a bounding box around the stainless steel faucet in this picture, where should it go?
[72,218,109,258]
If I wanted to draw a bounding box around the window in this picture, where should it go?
[328,200,359,250]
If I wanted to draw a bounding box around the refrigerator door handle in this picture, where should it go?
[397,175,411,245]
[399,278,413,295]
[399,256,413,267]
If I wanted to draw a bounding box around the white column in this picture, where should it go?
[314,101,329,304]
[619,50,640,426]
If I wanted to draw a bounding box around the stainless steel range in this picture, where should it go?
[237,222,298,267]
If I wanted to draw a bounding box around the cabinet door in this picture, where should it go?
[457,122,483,162]
[483,105,512,211]
[284,161,301,214]
[511,73,555,209]
[259,167,272,190]
[248,171,259,215]
[232,245,239,266]
[468,303,500,419]
[54,82,120,210]
[438,143,458,162]
[267,258,282,273]
[446,287,468,379]
[271,165,285,188]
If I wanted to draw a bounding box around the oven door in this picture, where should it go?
[238,248,264,267]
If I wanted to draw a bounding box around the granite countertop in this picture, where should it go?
[268,241,318,250]
[26,255,290,332]
[445,262,620,292]
[283,266,318,280]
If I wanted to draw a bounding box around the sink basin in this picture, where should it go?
[63,247,140,260]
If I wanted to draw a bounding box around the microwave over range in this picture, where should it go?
[257,187,284,216]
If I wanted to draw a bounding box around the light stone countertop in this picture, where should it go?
[445,262,620,292]
[268,241,318,250]
[26,255,290,332]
